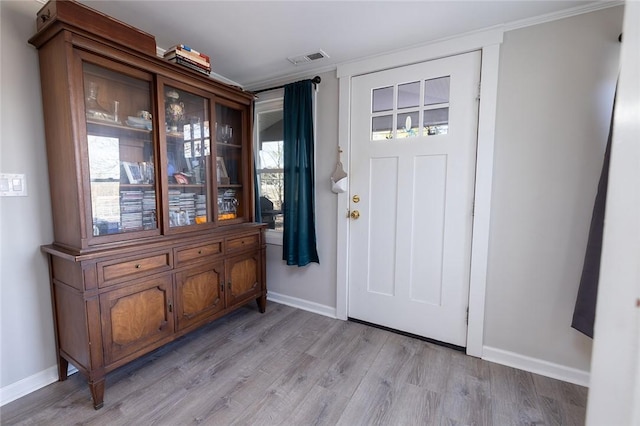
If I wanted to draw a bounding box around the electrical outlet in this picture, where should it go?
[0,173,28,197]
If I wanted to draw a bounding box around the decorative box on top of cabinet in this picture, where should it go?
[29,0,266,409]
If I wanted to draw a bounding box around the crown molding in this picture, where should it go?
[243,64,338,92]
[504,0,624,31]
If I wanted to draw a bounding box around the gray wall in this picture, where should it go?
[264,69,339,310]
[485,6,622,370]
[1,0,57,388]
[0,0,623,399]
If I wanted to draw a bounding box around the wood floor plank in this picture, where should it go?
[1,303,588,425]
[491,397,546,426]
[316,323,388,398]
[283,384,351,426]
[489,361,539,410]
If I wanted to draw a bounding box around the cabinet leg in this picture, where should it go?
[256,294,267,313]
[89,379,105,410]
[57,356,69,381]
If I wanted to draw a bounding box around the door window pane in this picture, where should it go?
[372,86,393,112]
[397,111,419,138]
[424,108,449,136]
[397,81,420,109]
[424,76,450,105]
[372,115,393,140]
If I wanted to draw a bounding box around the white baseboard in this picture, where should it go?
[0,364,78,407]
[267,291,337,319]
[482,346,590,387]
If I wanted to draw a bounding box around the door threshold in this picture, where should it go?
[348,317,466,353]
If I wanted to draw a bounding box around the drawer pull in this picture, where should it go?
[135,264,141,269]
[198,250,203,254]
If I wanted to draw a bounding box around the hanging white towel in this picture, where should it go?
[331,161,348,194]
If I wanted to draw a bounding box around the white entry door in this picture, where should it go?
[348,51,481,347]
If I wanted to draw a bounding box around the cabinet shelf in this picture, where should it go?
[87,119,152,136]
[168,184,205,189]
[216,142,242,149]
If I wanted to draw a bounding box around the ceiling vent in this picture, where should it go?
[287,50,329,65]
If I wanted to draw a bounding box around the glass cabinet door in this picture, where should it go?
[215,102,245,223]
[83,61,158,239]
[162,84,213,229]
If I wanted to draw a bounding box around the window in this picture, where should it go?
[255,96,284,238]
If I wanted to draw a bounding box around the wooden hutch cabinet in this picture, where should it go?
[28,0,266,409]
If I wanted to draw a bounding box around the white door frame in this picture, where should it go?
[335,28,503,357]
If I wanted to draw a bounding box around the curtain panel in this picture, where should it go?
[282,80,320,266]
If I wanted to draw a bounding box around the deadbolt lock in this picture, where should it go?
[352,195,360,203]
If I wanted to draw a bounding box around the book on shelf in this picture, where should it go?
[164,49,210,68]
[168,56,211,76]
[164,52,211,71]
[165,44,211,62]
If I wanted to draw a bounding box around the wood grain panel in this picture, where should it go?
[100,275,173,364]
[175,262,224,331]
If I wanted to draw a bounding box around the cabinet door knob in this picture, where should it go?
[198,250,203,255]
[135,264,141,269]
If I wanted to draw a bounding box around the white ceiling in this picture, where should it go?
[68,1,607,89]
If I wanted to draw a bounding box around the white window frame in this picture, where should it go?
[254,91,284,246]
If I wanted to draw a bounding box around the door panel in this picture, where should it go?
[175,262,225,331]
[100,275,173,364]
[348,51,481,347]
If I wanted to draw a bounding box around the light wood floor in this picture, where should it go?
[1,302,588,425]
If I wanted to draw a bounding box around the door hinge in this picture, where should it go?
[476,82,481,100]
[466,307,469,324]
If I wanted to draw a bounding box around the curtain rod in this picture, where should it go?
[253,76,321,94]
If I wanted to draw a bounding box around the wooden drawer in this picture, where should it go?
[174,241,223,268]
[98,251,172,287]
[226,233,260,254]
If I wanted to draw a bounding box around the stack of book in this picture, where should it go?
[120,190,144,231]
[164,45,211,76]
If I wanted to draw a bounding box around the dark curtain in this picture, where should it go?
[282,80,319,266]
[571,90,616,338]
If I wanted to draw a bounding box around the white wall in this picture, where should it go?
[264,69,339,315]
[0,0,58,399]
[586,1,640,423]
[484,6,623,372]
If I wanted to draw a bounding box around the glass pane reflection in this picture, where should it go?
[424,108,449,136]
[425,76,450,105]
[372,115,393,140]
[372,86,393,113]
[396,111,419,138]
[398,81,420,109]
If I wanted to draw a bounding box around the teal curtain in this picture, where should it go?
[283,80,319,266]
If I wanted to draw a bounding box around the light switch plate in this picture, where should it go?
[0,173,28,197]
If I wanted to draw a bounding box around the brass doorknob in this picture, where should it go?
[350,210,360,219]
